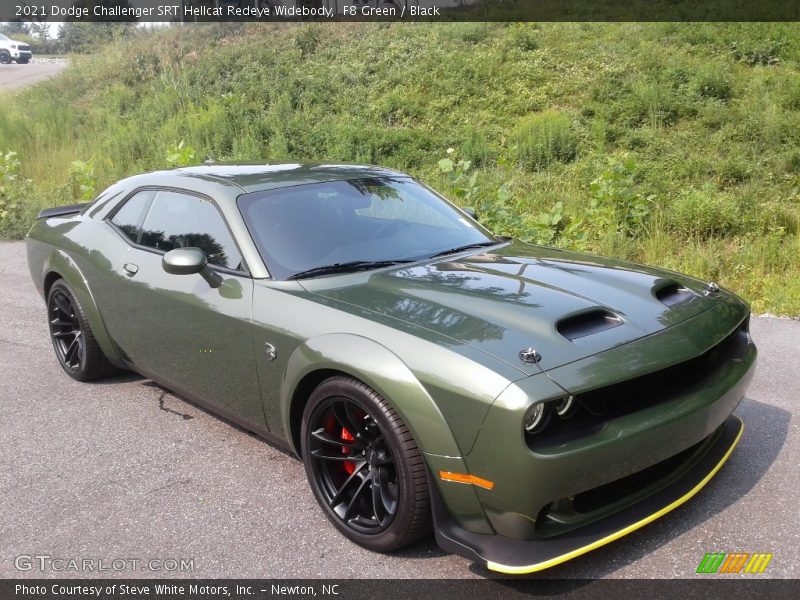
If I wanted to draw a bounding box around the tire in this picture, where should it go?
[47,279,117,381]
[0,51,11,65]
[301,376,432,552]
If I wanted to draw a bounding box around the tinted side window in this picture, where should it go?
[139,191,244,271]
[110,190,154,243]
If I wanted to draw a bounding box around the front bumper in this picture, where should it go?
[433,415,743,573]
[427,298,755,572]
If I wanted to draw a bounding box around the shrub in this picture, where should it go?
[0,151,34,238]
[165,141,197,167]
[515,110,578,170]
[295,26,321,59]
[66,160,97,202]
[504,24,539,52]
[716,157,752,185]
[777,74,800,110]
[587,156,653,238]
[628,81,680,128]
[438,149,479,204]
[730,37,786,66]
[666,187,741,238]
[445,23,491,44]
[460,129,495,168]
[690,63,734,101]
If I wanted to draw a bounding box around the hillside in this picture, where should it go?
[1,22,798,314]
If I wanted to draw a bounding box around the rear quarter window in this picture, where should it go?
[109,190,155,243]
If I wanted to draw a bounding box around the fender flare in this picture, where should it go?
[40,249,123,365]
[280,332,463,459]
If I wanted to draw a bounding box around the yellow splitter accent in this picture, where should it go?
[487,417,745,574]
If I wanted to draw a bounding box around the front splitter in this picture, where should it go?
[432,415,744,574]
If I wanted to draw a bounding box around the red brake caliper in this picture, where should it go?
[341,427,355,474]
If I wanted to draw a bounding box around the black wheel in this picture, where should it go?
[301,376,431,552]
[0,51,11,64]
[47,279,117,381]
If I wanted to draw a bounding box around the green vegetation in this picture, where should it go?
[1,22,799,314]
[0,21,137,55]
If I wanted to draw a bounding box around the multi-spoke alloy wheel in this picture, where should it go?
[48,288,85,372]
[46,279,117,381]
[302,376,431,551]
[308,397,399,533]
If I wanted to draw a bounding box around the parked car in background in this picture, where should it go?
[0,33,32,64]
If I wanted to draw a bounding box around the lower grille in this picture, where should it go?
[572,440,702,513]
[535,433,711,538]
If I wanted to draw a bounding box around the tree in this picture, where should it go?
[29,22,50,41]
[57,22,136,53]
[0,21,30,36]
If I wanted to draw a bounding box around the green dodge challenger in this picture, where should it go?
[26,163,756,573]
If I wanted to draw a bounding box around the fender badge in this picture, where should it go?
[264,342,277,361]
[519,348,542,364]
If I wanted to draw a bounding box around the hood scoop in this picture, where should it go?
[654,281,694,307]
[556,309,623,341]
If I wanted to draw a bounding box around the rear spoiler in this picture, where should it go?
[36,203,89,219]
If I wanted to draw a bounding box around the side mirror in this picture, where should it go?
[462,206,478,221]
[162,248,222,288]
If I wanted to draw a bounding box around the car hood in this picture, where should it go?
[300,241,726,374]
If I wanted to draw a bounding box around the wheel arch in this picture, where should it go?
[43,270,63,299]
[39,251,123,366]
[281,333,463,460]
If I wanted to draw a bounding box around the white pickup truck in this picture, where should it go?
[0,33,32,64]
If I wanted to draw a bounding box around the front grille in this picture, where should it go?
[18,44,30,52]
[527,316,749,450]
[577,317,747,413]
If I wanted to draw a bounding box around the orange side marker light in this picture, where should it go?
[439,471,495,490]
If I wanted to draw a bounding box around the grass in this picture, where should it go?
[0,22,799,315]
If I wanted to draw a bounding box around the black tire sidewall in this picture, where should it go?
[0,52,11,64]
[47,281,88,379]
[46,279,117,382]
[301,377,423,552]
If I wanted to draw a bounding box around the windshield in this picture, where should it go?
[0,34,9,41]
[238,177,496,280]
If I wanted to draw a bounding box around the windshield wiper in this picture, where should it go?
[429,241,499,259]
[288,260,413,280]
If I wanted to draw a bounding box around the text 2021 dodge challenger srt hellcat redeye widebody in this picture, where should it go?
[26,163,756,573]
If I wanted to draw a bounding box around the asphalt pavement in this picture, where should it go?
[0,240,797,579]
[0,59,67,92]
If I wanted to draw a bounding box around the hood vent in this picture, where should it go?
[655,282,694,307]
[557,309,623,341]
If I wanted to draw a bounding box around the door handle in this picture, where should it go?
[123,263,139,276]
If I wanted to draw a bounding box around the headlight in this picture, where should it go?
[523,402,549,434]
[555,395,575,417]
[11,44,17,49]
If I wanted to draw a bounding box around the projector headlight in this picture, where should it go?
[555,395,575,418]
[523,402,549,434]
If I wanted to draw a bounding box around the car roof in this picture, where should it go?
[136,162,411,196]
